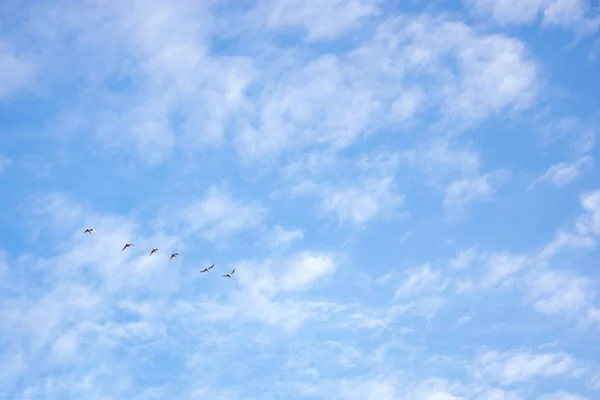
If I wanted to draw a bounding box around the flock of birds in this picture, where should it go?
[83,228,236,278]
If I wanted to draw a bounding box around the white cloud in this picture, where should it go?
[367,15,539,125]
[0,40,35,99]
[525,270,596,315]
[391,88,425,121]
[466,0,600,35]
[284,151,404,226]
[459,192,600,320]
[34,1,254,165]
[2,187,599,399]
[473,350,577,385]
[542,0,599,32]
[395,264,448,298]
[539,390,588,400]
[174,186,267,241]
[587,373,600,390]
[50,329,80,364]
[265,0,381,41]
[0,350,27,391]
[398,380,465,400]
[282,151,338,181]
[540,117,597,155]
[444,169,510,208]
[538,230,596,259]
[576,190,600,236]
[235,54,384,160]
[3,2,600,399]
[269,225,304,247]
[402,139,481,181]
[280,252,337,292]
[534,156,593,187]
[182,251,342,333]
[321,176,403,225]
[12,3,540,168]
[237,13,539,161]
[482,252,527,288]
[466,0,547,25]
[449,248,479,270]
[336,377,396,400]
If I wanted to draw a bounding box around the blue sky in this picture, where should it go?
[1,0,600,399]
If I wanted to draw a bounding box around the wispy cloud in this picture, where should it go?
[0,40,35,99]
[577,190,600,236]
[444,169,511,209]
[394,264,448,298]
[279,252,337,291]
[268,225,304,248]
[321,176,404,225]
[533,155,593,187]
[1,0,599,398]
[265,0,381,41]
[170,186,267,242]
[473,350,578,385]
[466,0,600,36]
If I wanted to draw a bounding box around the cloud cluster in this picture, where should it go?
[0,0,599,399]
[466,0,600,35]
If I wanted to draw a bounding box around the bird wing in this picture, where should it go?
[231,268,236,274]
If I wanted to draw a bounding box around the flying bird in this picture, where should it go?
[84,228,95,235]
[222,268,235,279]
[169,253,179,262]
[200,264,214,273]
[149,248,159,257]
[121,243,134,251]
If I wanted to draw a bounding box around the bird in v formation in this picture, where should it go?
[84,229,234,278]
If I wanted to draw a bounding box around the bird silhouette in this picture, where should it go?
[200,264,214,273]
[121,243,134,251]
[149,248,159,257]
[222,268,235,279]
[84,228,95,235]
[169,253,179,262]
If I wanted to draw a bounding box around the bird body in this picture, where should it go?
[122,243,134,251]
[84,228,95,235]
[149,248,159,257]
[222,268,235,279]
[200,264,214,273]
[169,253,179,262]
